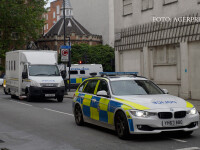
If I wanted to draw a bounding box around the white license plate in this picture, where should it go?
[45,94,55,97]
[162,120,183,127]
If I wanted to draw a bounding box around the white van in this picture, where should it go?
[59,64,103,88]
[5,50,65,102]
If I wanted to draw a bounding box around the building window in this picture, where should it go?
[44,25,46,30]
[57,5,60,14]
[142,0,154,11]
[123,0,133,16]
[53,12,55,18]
[57,15,60,21]
[46,14,48,20]
[163,0,178,5]
[53,21,56,24]
[46,24,48,30]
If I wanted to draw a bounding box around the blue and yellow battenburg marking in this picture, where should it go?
[68,78,88,84]
[73,93,150,132]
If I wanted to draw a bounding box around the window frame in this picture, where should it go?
[96,79,111,97]
[123,0,133,16]
[163,0,178,6]
[82,79,99,94]
[141,0,154,11]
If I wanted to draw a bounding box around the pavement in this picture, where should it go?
[65,91,200,113]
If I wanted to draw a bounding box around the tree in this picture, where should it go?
[0,0,47,71]
[70,44,115,72]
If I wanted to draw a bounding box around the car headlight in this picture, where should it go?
[30,80,41,87]
[187,108,197,115]
[130,110,156,118]
[58,80,65,87]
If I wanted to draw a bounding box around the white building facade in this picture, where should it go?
[114,0,200,100]
[71,0,114,46]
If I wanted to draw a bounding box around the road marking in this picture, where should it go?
[176,147,200,150]
[10,100,32,107]
[44,108,74,117]
[169,138,187,143]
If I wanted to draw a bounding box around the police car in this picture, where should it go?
[72,72,199,139]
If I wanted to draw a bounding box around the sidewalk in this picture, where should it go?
[65,92,200,113]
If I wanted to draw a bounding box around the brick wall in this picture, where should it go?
[44,0,62,34]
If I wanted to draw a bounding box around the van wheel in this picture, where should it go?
[115,111,130,139]
[4,88,8,95]
[11,94,16,99]
[57,96,63,102]
[74,104,84,126]
[26,89,32,102]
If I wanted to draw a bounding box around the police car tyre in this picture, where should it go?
[115,111,130,139]
[74,104,84,126]
[57,96,63,102]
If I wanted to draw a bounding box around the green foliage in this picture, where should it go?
[0,0,47,59]
[70,44,115,72]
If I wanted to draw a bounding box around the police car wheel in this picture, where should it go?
[74,104,84,126]
[115,111,130,139]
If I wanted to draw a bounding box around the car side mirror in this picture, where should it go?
[61,70,67,79]
[163,89,169,94]
[97,90,109,98]
[22,72,28,79]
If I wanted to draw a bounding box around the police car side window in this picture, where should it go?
[78,81,87,92]
[83,80,98,94]
[97,80,109,93]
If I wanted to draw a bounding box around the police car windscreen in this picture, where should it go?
[110,80,164,96]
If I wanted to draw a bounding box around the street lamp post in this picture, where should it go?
[63,0,68,93]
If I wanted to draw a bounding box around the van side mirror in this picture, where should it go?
[97,90,109,98]
[163,89,169,94]
[61,70,66,79]
[22,72,28,79]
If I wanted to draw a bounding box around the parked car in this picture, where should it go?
[0,74,4,86]
[72,72,199,139]
[0,77,3,86]
[3,75,8,95]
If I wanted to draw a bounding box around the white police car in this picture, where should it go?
[72,72,199,139]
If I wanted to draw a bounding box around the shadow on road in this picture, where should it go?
[82,122,197,142]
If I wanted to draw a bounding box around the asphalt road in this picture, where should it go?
[0,87,200,150]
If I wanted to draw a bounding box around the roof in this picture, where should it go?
[62,0,72,9]
[45,17,91,36]
[85,76,147,82]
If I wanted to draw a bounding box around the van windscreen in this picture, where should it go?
[29,65,60,76]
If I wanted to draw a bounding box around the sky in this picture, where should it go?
[45,0,55,8]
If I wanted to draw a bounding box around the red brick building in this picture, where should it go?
[43,0,62,34]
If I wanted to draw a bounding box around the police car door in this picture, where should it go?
[95,79,112,124]
[82,79,99,120]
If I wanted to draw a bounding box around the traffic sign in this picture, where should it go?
[60,45,71,63]
[61,45,71,49]
[61,49,69,62]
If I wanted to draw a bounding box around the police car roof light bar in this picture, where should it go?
[100,72,138,77]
